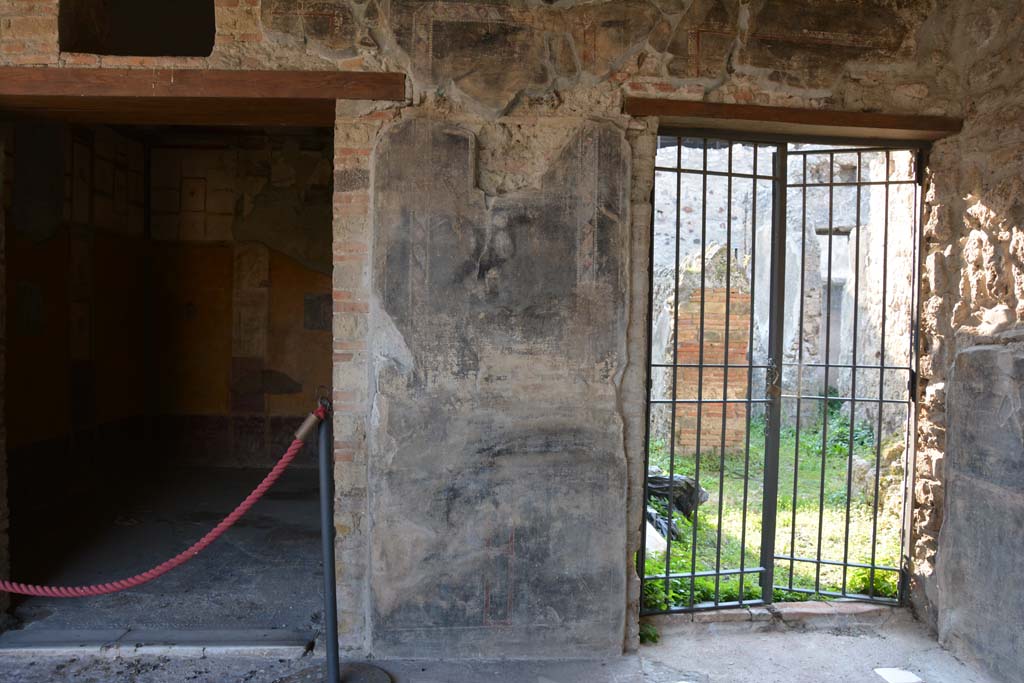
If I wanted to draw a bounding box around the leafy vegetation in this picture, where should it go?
[643,395,902,611]
[638,622,660,645]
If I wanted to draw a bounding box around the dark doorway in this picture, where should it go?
[59,0,216,57]
[2,121,333,645]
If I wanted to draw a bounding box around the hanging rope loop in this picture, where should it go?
[0,402,331,598]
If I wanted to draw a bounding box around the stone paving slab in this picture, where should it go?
[645,600,902,636]
[0,611,996,683]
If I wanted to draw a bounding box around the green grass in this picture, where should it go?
[643,399,903,611]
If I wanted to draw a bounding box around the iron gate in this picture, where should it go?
[641,133,923,613]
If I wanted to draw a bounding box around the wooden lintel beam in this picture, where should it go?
[624,97,963,142]
[0,67,406,101]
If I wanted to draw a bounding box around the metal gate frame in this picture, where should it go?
[640,129,927,615]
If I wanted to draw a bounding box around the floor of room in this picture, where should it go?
[0,465,322,647]
[0,608,996,682]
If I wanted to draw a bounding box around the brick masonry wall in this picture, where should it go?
[0,0,56,66]
[674,287,751,456]
[330,104,397,653]
[0,0,379,69]
[912,5,1024,661]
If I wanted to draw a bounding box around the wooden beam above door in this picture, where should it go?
[0,68,407,127]
[624,97,963,142]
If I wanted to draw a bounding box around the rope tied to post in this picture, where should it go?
[0,403,330,598]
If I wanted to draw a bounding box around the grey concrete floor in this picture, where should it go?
[0,610,998,682]
[4,466,323,640]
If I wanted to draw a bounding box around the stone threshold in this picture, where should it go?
[644,601,905,633]
[0,628,315,657]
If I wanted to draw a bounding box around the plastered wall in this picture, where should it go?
[5,123,147,458]
[146,131,334,467]
[1,124,333,468]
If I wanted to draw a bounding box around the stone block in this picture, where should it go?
[261,0,357,51]
[333,312,367,341]
[773,600,836,623]
[692,608,751,623]
[334,167,369,192]
[937,341,1024,682]
[332,258,364,291]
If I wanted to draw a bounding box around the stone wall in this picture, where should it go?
[912,2,1024,674]
[3,0,1019,666]
[326,0,966,659]
[937,335,1024,682]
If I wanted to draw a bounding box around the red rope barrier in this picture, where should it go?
[0,405,328,598]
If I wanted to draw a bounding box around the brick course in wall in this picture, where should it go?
[330,105,397,653]
[0,0,373,70]
[674,288,751,456]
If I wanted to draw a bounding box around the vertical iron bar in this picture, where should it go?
[738,144,758,604]
[663,138,684,609]
[714,143,734,604]
[870,152,892,598]
[815,152,836,593]
[639,178,657,605]
[319,408,341,683]
[788,153,808,591]
[760,144,787,603]
[689,138,710,608]
[841,152,863,595]
[901,148,925,604]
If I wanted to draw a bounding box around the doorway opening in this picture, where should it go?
[641,133,922,613]
[3,121,333,643]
